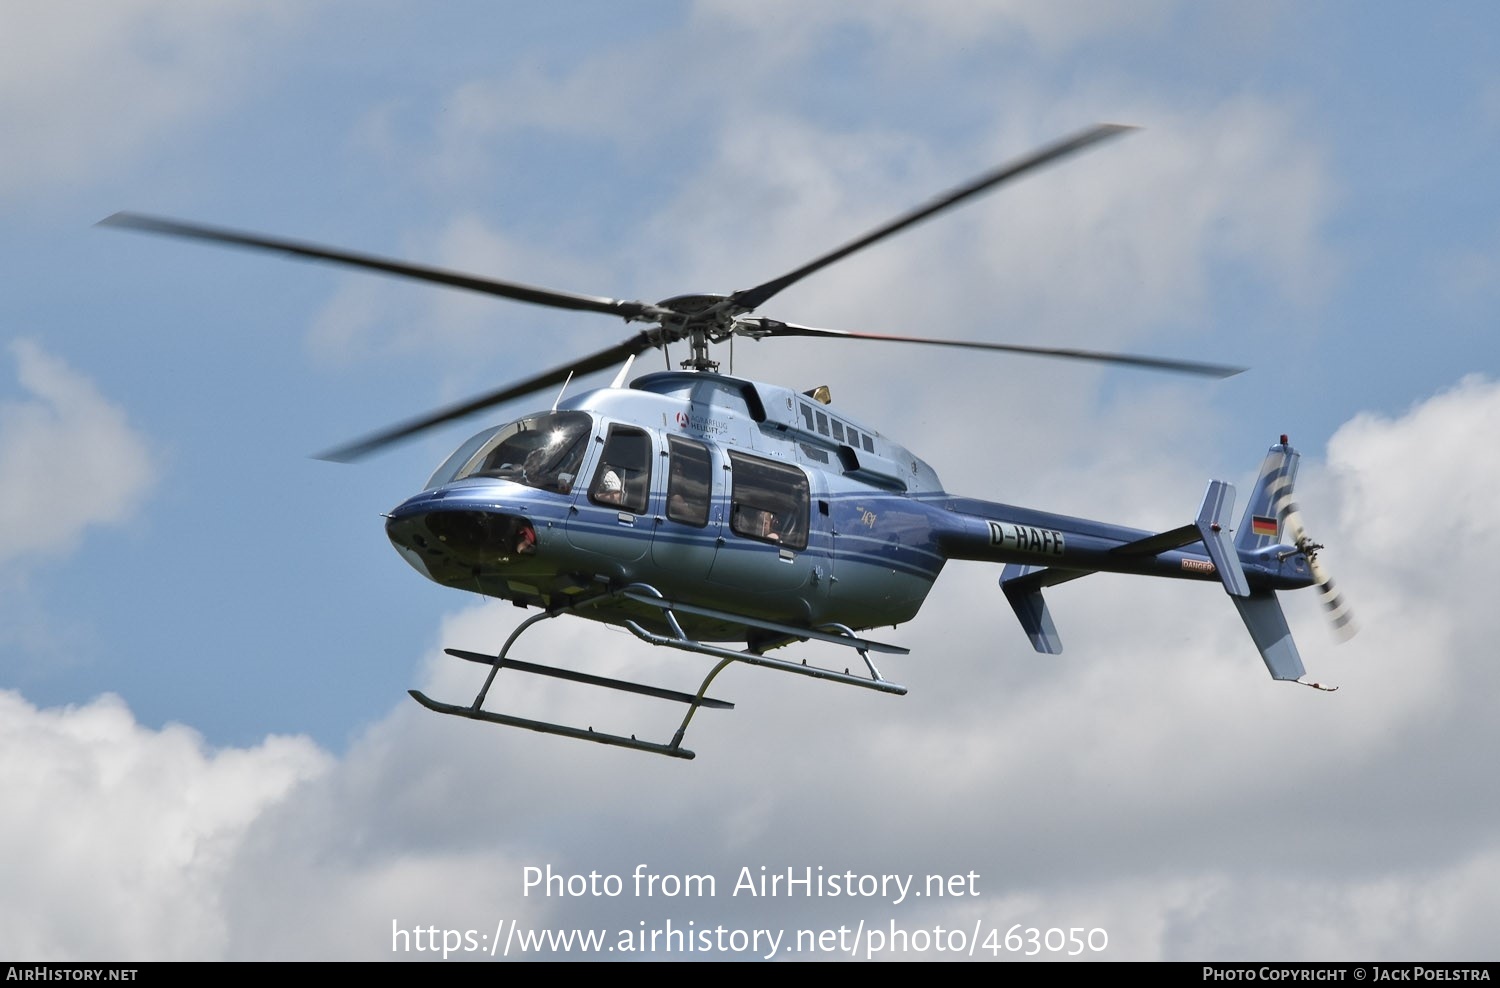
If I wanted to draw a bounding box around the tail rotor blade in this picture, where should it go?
[1283,502,1357,641]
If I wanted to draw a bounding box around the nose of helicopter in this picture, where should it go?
[384,491,539,582]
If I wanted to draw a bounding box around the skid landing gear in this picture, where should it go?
[408,582,908,759]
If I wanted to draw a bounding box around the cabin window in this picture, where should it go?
[427,425,503,489]
[799,443,829,464]
[800,403,817,432]
[590,426,652,513]
[861,434,874,452]
[831,420,845,442]
[815,410,829,436]
[666,436,712,527]
[435,411,592,494]
[728,451,808,550]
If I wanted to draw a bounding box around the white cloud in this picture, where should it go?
[690,0,1177,56]
[0,690,329,960]
[411,0,1175,178]
[0,340,156,564]
[963,99,1336,335]
[0,0,308,198]
[5,373,1498,960]
[8,2,1498,961]
[306,214,625,367]
[619,97,1333,502]
[318,7,1332,418]
[1328,375,1500,568]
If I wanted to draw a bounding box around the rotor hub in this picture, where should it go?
[654,294,739,372]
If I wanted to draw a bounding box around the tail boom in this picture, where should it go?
[942,438,1336,687]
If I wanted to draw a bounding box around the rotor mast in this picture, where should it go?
[654,293,743,373]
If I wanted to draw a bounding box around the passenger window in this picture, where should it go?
[666,436,711,527]
[728,451,809,550]
[590,426,651,513]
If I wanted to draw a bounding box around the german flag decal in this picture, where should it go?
[1251,515,1279,538]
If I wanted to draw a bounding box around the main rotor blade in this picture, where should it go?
[743,319,1245,378]
[730,123,1134,312]
[316,335,655,462]
[98,212,666,321]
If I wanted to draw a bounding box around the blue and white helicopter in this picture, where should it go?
[102,125,1354,759]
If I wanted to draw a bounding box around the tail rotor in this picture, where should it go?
[1283,502,1357,642]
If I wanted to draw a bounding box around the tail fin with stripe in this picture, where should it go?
[1236,435,1298,552]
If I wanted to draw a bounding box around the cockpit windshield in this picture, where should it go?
[425,411,594,494]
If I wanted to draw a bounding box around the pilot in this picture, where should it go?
[522,447,549,484]
[596,468,624,504]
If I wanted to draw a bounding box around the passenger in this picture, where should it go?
[514,525,537,555]
[595,468,624,504]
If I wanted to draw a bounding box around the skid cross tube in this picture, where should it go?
[409,582,907,759]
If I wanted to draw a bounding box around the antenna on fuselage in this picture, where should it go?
[608,353,636,390]
[551,371,575,412]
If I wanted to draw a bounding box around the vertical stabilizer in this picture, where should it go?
[1232,590,1305,681]
[999,563,1089,654]
[1236,436,1299,552]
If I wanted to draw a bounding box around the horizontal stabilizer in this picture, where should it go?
[1111,523,1201,558]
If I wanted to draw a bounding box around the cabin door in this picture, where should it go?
[647,434,723,583]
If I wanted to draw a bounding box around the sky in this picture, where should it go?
[3,0,1500,963]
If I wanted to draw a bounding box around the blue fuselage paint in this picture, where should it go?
[383,372,1315,644]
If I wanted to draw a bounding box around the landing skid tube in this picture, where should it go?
[409,582,909,759]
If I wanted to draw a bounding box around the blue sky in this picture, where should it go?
[4,0,1500,961]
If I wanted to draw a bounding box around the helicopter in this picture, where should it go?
[101,123,1355,760]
